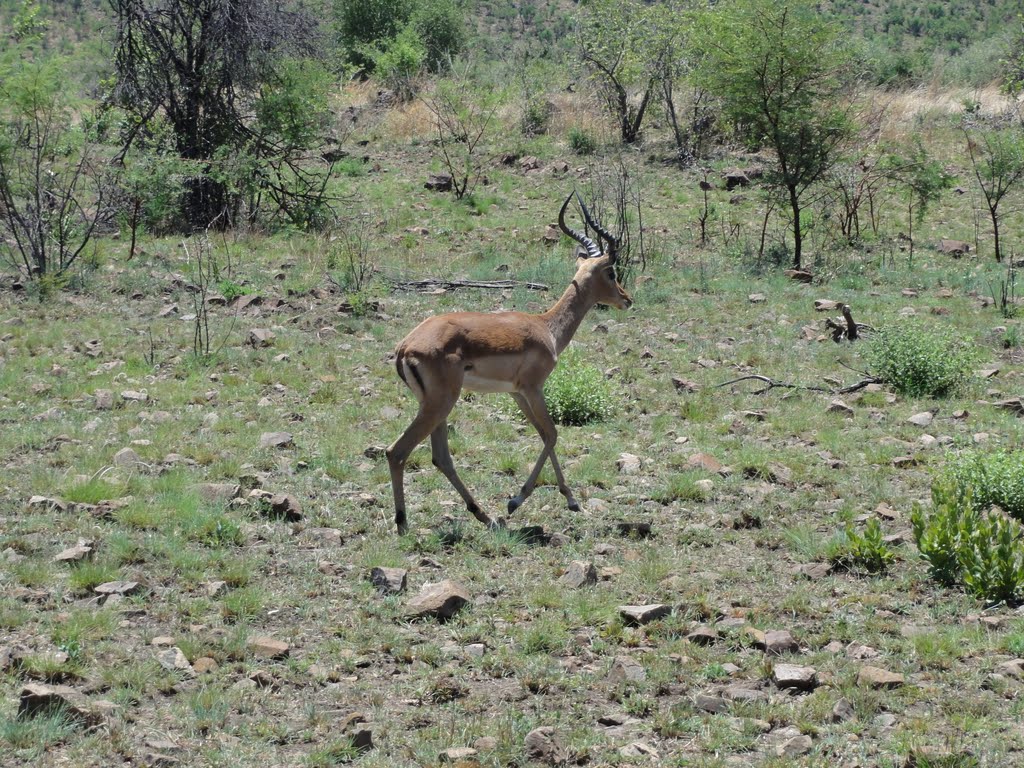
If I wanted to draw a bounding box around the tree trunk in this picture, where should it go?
[991,206,1002,262]
[789,185,802,269]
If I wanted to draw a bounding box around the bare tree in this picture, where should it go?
[962,109,1024,263]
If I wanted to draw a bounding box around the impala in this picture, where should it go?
[386,191,633,535]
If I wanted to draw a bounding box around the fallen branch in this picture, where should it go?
[717,369,882,396]
[825,304,874,342]
[386,277,549,293]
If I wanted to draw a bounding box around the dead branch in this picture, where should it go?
[386,278,549,293]
[824,304,874,342]
[717,370,882,396]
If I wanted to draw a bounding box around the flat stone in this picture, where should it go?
[615,521,652,538]
[204,580,228,597]
[94,390,114,410]
[695,693,729,713]
[113,447,143,467]
[438,747,478,762]
[814,299,841,312]
[120,390,149,403]
[18,683,109,726]
[858,666,904,689]
[608,655,646,683]
[260,432,294,449]
[776,733,812,758]
[406,580,470,620]
[793,562,832,579]
[194,483,240,502]
[619,604,671,626]
[907,411,935,427]
[772,664,818,690]
[157,647,194,674]
[248,637,290,660]
[997,659,1024,679]
[559,560,598,589]
[192,657,218,674]
[94,580,140,596]
[687,625,719,645]
[266,493,302,521]
[832,697,855,722]
[620,741,660,758]
[828,400,854,417]
[748,293,766,303]
[248,328,275,347]
[369,567,408,595]
[54,545,93,563]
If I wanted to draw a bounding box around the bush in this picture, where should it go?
[568,127,597,155]
[336,0,414,70]
[866,322,977,398]
[828,518,895,573]
[948,450,1024,520]
[912,482,1024,604]
[410,0,465,72]
[543,347,612,426]
[521,99,553,136]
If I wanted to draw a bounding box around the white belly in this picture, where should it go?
[463,372,517,393]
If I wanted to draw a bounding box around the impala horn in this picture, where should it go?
[558,192,602,259]
[574,190,619,264]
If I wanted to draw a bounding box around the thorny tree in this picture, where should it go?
[107,0,325,230]
[962,109,1024,264]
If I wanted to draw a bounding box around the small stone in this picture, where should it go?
[695,693,729,713]
[204,580,228,597]
[248,328,275,347]
[157,647,194,674]
[997,659,1024,678]
[793,562,832,580]
[814,299,840,312]
[832,697,855,722]
[616,453,641,474]
[845,643,878,660]
[151,636,176,647]
[907,411,935,427]
[619,604,671,626]
[619,741,660,758]
[248,637,290,660]
[524,727,567,766]
[54,545,93,563]
[772,664,818,690]
[349,727,373,753]
[559,560,598,589]
[474,736,498,751]
[608,655,646,683]
[406,580,470,620]
[192,657,218,674]
[687,625,719,646]
[687,452,724,473]
[94,580,140,596]
[615,521,652,538]
[18,683,110,726]
[94,390,114,410]
[265,493,302,521]
[748,293,766,303]
[828,400,854,417]
[858,666,904,689]
[672,377,698,393]
[764,630,798,655]
[438,747,478,763]
[369,567,408,595]
[113,447,143,467]
[120,390,149,403]
[194,483,240,502]
[776,734,813,758]
[260,432,294,449]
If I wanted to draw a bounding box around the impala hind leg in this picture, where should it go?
[430,423,497,529]
[387,406,445,535]
[508,391,579,515]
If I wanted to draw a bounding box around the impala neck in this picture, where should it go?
[543,273,599,355]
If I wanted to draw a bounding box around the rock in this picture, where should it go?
[524,727,567,765]
[907,411,935,427]
[349,727,373,753]
[619,604,671,626]
[858,666,904,689]
[120,390,149,403]
[832,697,855,722]
[369,566,408,595]
[406,580,470,620]
[438,747,478,762]
[723,169,750,190]
[938,239,970,256]
[194,483,240,503]
[94,580,141,596]
[793,562,832,580]
[619,741,660,758]
[785,269,813,283]
[113,447,143,467]
[609,655,646,683]
[828,400,854,417]
[997,659,1024,679]
[157,647,194,674]
[248,637,290,660]
[672,377,698,393]
[94,390,115,410]
[615,521,652,538]
[776,733,813,758]
[695,693,729,713]
[248,328,275,348]
[748,293,766,303]
[28,495,69,512]
[616,453,642,474]
[192,657,218,674]
[265,493,302,521]
[559,561,598,589]
[687,453,724,473]
[260,432,294,449]
[204,580,228,597]
[425,173,453,192]
[18,683,111,726]
[772,664,818,690]
[54,545,93,563]
[687,625,719,646]
[845,642,878,660]
[764,630,798,655]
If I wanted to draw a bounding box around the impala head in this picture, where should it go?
[558,191,633,310]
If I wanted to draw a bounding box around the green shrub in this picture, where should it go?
[568,127,597,155]
[912,482,1024,604]
[866,322,977,398]
[543,347,611,426]
[409,0,465,72]
[521,99,553,136]
[828,518,895,573]
[948,450,1024,519]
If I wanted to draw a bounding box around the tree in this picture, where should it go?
[962,111,1024,263]
[107,0,328,231]
[575,0,665,145]
[693,0,855,269]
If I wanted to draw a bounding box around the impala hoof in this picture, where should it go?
[507,496,523,515]
[567,499,580,512]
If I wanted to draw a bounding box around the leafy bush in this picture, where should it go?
[568,127,597,155]
[409,0,465,72]
[336,0,414,70]
[521,99,553,136]
[912,482,1024,604]
[828,518,896,573]
[543,347,612,426]
[866,322,977,397]
[948,450,1024,520]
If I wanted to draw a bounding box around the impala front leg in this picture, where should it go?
[508,390,580,515]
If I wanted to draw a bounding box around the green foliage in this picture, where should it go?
[829,518,896,573]
[367,28,426,100]
[12,1,47,43]
[568,127,597,155]
[409,0,465,72]
[866,322,977,398]
[913,482,1024,604]
[543,347,612,426]
[337,0,463,74]
[521,99,553,137]
[336,0,414,69]
[255,58,334,150]
[948,450,1024,519]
